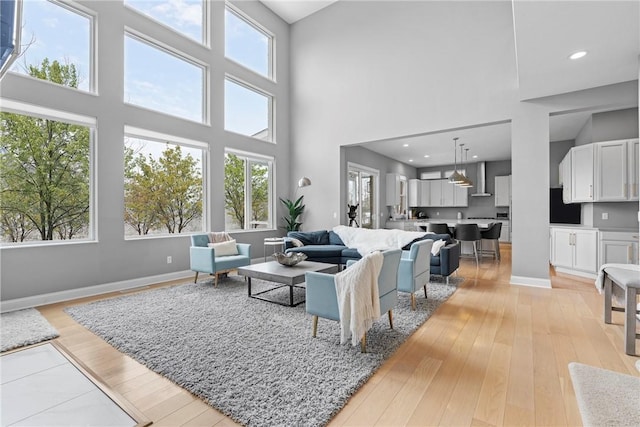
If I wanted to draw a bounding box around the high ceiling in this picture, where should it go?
[260,0,639,167]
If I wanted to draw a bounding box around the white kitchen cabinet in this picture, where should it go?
[595,140,628,201]
[570,145,594,202]
[498,220,510,242]
[425,179,466,207]
[408,179,430,207]
[551,227,598,276]
[428,180,443,207]
[561,153,572,204]
[494,175,511,207]
[599,231,639,266]
[628,139,639,200]
[386,173,401,206]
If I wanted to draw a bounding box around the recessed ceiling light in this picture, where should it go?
[569,50,587,60]
[408,159,413,162]
[423,154,430,158]
[472,155,478,159]
[403,144,409,147]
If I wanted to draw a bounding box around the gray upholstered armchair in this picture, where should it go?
[304,249,402,352]
[398,239,433,310]
[189,234,251,286]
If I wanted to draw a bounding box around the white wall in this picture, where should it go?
[0,0,291,303]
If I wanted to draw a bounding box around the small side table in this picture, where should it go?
[263,237,285,262]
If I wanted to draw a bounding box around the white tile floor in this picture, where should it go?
[1,343,137,427]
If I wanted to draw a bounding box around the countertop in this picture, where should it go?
[550,224,638,233]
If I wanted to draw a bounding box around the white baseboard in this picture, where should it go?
[553,267,597,280]
[510,275,552,288]
[1,270,193,313]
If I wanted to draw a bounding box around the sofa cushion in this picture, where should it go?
[430,255,441,266]
[208,239,238,256]
[328,230,345,245]
[340,247,361,259]
[287,245,345,257]
[287,230,329,246]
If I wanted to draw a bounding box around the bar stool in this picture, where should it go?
[454,223,481,266]
[480,222,502,260]
[427,223,453,237]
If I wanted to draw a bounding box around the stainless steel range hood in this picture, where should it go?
[471,161,492,197]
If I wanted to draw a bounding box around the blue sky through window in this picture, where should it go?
[225,79,270,140]
[225,8,270,78]
[125,0,203,43]
[124,35,204,122]
[12,0,91,91]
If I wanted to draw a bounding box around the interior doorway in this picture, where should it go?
[347,162,379,229]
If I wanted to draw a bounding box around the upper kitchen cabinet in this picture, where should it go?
[570,144,594,202]
[408,179,430,207]
[562,138,639,203]
[426,179,467,207]
[628,139,639,200]
[594,139,637,201]
[494,175,511,207]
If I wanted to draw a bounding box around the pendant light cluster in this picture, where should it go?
[448,137,474,187]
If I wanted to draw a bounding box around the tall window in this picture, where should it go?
[347,163,378,229]
[224,77,272,141]
[124,33,205,123]
[1,106,93,244]
[12,0,93,92]
[124,130,205,238]
[225,6,272,78]
[125,0,204,43]
[224,150,273,231]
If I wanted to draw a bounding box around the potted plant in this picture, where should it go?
[280,196,305,231]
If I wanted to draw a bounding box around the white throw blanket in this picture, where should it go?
[334,251,384,346]
[208,231,232,243]
[333,225,430,255]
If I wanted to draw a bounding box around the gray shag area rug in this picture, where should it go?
[569,362,640,427]
[1,308,59,352]
[65,274,461,427]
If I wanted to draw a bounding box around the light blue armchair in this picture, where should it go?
[398,239,433,310]
[189,234,251,286]
[305,249,402,352]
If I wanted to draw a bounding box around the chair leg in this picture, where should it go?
[473,241,479,266]
[388,310,394,329]
[312,315,318,338]
[496,240,501,260]
[424,285,428,299]
[194,272,199,283]
[214,273,219,287]
[411,294,416,311]
[360,334,366,353]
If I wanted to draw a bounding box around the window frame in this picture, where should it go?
[123,125,209,240]
[124,29,209,124]
[224,148,275,232]
[224,75,274,142]
[123,0,209,47]
[0,99,97,247]
[224,3,275,81]
[9,0,97,94]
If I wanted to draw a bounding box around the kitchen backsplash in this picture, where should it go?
[414,207,509,220]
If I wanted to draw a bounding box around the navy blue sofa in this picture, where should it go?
[284,229,460,281]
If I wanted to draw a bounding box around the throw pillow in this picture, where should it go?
[431,239,447,256]
[208,239,238,256]
[290,238,304,247]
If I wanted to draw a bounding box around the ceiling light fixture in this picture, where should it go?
[403,143,409,147]
[448,137,465,184]
[423,154,430,158]
[460,147,474,188]
[569,50,587,60]
[472,155,478,159]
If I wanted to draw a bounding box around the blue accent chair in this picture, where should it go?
[398,239,433,310]
[305,249,402,352]
[189,234,251,286]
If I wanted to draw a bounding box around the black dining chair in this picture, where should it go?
[480,222,502,260]
[427,223,452,237]
[454,223,482,266]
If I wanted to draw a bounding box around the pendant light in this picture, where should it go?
[448,137,465,184]
[460,147,474,187]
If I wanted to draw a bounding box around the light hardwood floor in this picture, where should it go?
[37,244,639,426]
